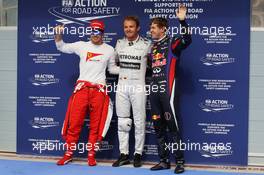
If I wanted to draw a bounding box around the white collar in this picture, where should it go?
[126,35,140,46]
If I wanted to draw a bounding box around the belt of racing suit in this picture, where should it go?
[61,80,111,143]
[73,80,107,94]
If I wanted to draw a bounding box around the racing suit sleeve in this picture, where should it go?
[146,42,153,71]
[55,40,82,55]
[171,20,192,56]
[114,39,121,66]
[107,50,120,75]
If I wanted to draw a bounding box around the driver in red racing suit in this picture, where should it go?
[54,20,119,166]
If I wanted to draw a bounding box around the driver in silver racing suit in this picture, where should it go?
[112,16,151,168]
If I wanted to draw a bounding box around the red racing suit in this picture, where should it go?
[56,40,119,157]
[61,80,113,155]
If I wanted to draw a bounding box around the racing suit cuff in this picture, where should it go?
[179,20,188,26]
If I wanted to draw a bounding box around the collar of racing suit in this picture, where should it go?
[154,34,170,47]
[126,35,140,46]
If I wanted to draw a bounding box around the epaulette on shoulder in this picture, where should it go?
[141,37,151,45]
[142,37,149,42]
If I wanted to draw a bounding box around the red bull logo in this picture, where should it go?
[153,52,164,60]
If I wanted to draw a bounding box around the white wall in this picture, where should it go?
[0,28,17,152]
[248,30,264,165]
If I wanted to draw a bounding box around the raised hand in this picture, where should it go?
[54,25,65,35]
[54,25,65,42]
[176,4,187,21]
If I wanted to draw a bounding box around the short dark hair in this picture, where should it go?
[150,17,168,29]
[123,16,140,27]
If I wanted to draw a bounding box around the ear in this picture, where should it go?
[137,26,140,32]
[162,26,167,32]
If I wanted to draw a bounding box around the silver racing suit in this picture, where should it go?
[115,36,151,155]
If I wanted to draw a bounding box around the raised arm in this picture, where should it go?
[54,25,80,54]
[54,25,64,43]
[171,5,192,56]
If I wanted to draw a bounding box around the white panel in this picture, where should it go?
[0,29,17,152]
[248,121,264,132]
[248,31,264,164]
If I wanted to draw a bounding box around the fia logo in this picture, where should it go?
[62,0,74,7]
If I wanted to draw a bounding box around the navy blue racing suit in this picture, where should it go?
[149,20,192,163]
